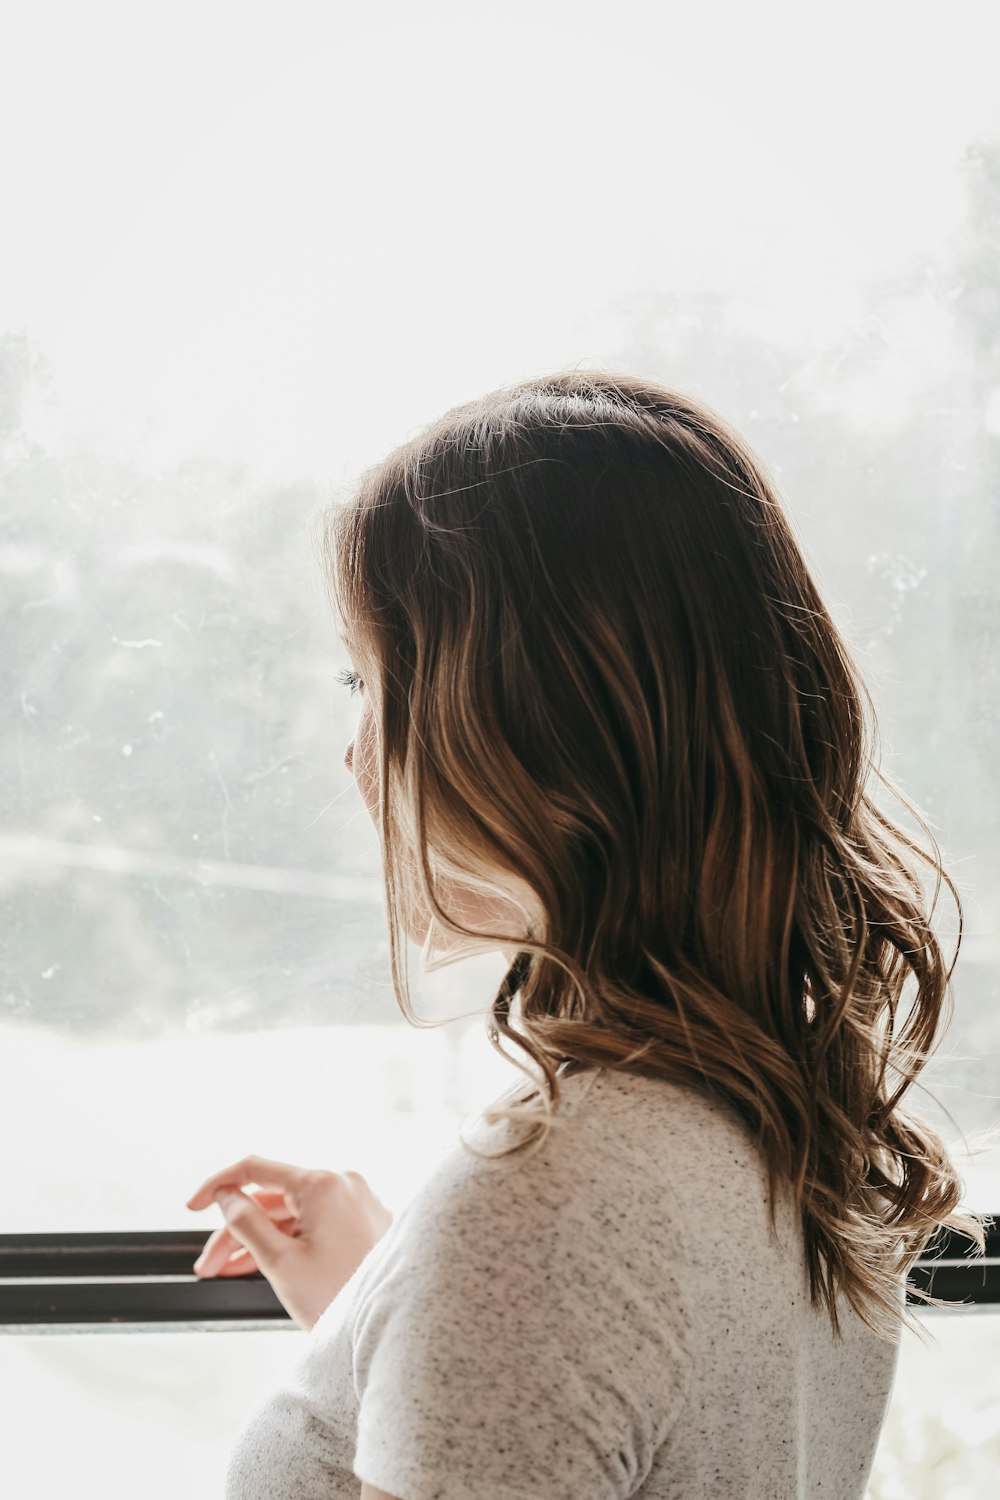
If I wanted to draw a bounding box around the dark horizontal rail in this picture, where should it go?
[0,1222,997,1329]
[0,1231,224,1279]
[0,1276,286,1328]
[0,1232,284,1330]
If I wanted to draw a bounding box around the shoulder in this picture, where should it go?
[365,1064,722,1304]
[372,1066,610,1274]
[349,1064,697,1499]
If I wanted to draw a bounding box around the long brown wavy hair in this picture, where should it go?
[318,368,990,1345]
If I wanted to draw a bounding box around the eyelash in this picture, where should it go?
[335,667,364,696]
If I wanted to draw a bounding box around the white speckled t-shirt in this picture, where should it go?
[224,1064,902,1499]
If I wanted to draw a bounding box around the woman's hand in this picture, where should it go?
[185,1153,394,1332]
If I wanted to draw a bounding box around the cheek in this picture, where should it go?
[353,703,380,818]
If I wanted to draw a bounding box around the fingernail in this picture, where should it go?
[192,1254,206,1274]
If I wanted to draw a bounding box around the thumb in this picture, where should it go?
[214,1188,290,1271]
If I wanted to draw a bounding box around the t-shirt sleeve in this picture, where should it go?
[349,1133,694,1500]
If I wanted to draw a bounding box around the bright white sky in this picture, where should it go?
[2,0,999,478]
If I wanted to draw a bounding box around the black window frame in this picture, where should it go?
[1,1221,997,1332]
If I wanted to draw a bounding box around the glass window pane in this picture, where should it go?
[2,9,998,1480]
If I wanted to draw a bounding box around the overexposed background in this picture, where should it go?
[2,1,999,1495]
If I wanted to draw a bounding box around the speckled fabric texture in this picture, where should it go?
[224,1064,901,1499]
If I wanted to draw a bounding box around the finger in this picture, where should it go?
[215,1249,258,1276]
[193,1224,242,1273]
[195,1243,259,1278]
[197,1192,294,1242]
[193,1201,295,1273]
[213,1187,291,1269]
[196,1258,259,1280]
[212,1188,293,1218]
[185,1155,313,1210]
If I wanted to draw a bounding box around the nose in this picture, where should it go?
[344,738,354,773]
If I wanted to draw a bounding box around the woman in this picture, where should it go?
[185,371,988,1499]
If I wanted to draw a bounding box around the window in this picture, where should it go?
[2,3,998,1496]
